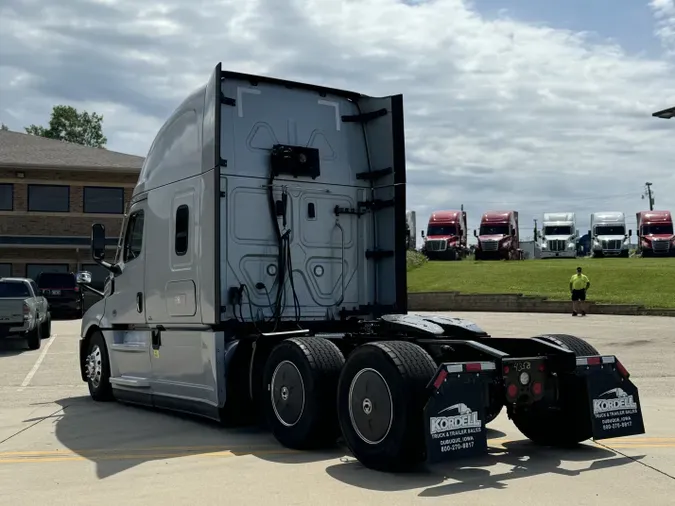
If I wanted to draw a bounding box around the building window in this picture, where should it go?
[81,263,111,291]
[28,184,70,212]
[0,263,11,277]
[83,186,125,214]
[175,205,189,256]
[0,183,13,211]
[25,263,69,281]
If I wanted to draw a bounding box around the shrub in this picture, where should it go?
[406,250,428,272]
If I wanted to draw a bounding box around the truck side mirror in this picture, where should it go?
[587,229,591,237]
[473,229,477,237]
[629,229,632,237]
[91,223,106,261]
[421,230,425,238]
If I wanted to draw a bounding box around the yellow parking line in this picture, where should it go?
[0,448,302,464]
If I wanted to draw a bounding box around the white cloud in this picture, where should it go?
[651,0,675,55]
[1,0,674,239]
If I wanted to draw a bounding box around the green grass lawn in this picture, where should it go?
[407,257,675,308]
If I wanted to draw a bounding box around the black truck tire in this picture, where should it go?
[26,324,42,350]
[509,334,599,447]
[85,331,115,402]
[41,313,52,339]
[337,341,437,472]
[262,337,345,450]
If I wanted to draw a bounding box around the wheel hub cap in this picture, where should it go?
[348,368,393,445]
[270,360,305,427]
[85,345,102,388]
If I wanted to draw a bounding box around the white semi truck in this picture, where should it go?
[540,212,577,259]
[589,212,632,258]
[405,210,417,250]
[75,63,644,473]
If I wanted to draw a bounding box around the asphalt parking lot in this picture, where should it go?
[1,312,674,505]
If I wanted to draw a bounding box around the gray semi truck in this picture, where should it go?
[76,63,645,472]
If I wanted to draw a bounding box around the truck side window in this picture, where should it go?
[175,205,189,256]
[123,210,145,263]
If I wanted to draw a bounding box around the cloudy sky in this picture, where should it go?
[1,0,674,244]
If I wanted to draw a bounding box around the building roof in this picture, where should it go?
[0,129,144,172]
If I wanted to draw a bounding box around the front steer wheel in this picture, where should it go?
[84,331,115,402]
[508,334,599,447]
[262,337,345,450]
[337,341,437,472]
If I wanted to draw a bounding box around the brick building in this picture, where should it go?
[0,129,144,288]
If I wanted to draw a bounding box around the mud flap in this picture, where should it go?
[423,362,494,464]
[578,356,646,440]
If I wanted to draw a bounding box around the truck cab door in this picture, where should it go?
[104,199,153,395]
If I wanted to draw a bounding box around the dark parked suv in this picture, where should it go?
[34,272,84,319]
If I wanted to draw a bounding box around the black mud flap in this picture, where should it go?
[423,361,495,464]
[577,355,646,440]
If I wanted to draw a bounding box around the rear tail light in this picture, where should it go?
[615,359,630,379]
[23,303,30,319]
[532,382,543,396]
[506,383,518,399]
[74,286,80,292]
[465,362,482,372]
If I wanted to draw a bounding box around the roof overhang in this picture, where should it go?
[0,162,141,173]
[652,106,675,119]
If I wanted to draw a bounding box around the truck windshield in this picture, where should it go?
[0,282,30,298]
[642,224,674,235]
[427,225,457,236]
[544,226,572,236]
[594,226,625,236]
[480,225,509,236]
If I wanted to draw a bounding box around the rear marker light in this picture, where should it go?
[503,365,510,374]
[587,356,601,365]
[433,369,448,389]
[465,362,482,373]
[532,382,543,396]
[538,363,546,372]
[507,384,518,398]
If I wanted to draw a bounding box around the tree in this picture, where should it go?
[0,123,8,131]
[25,105,107,148]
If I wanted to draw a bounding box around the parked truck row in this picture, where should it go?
[74,64,645,473]
[417,208,674,260]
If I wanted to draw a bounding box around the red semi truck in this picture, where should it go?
[635,210,674,257]
[421,210,468,260]
[474,210,522,260]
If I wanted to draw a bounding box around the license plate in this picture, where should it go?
[51,290,61,295]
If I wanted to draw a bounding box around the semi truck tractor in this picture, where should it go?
[635,210,674,257]
[421,210,468,260]
[405,210,417,250]
[473,210,521,260]
[589,212,631,258]
[76,63,645,473]
[540,212,578,259]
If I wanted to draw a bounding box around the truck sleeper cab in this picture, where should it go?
[473,210,521,260]
[77,64,645,473]
[589,212,631,258]
[636,210,675,257]
[422,210,468,260]
[540,212,578,259]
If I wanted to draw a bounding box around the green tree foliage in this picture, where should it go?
[25,105,107,148]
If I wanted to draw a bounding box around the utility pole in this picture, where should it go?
[533,218,538,242]
[643,182,654,211]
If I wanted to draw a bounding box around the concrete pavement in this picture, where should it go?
[0,313,673,505]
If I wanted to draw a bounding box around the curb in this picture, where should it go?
[407,292,675,317]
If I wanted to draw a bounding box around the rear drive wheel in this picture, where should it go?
[263,337,345,450]
[85,331,114,401]
[26,324,41,350]
[337,341,437,472]
[508,334,599,446]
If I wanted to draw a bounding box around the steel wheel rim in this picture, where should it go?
[270,360,306,427]
[86,345,103,389]
[348,367,393,445]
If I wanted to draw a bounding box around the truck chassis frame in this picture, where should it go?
[80,312,645,472]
